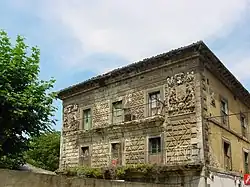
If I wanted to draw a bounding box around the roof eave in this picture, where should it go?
[200,45,250,108]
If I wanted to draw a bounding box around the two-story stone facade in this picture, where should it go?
[58,41,250,187]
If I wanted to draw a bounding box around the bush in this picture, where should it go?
[62,163,167,182]
[77,167,102,179]
[64,166,102,179]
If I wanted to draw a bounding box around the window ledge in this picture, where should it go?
[122,115,165,126]
[77,115,165,137]
[99,115,165,130]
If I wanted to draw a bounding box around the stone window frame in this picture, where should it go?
[109,140,124,166]
[242,148,250,174]
[110,97,124,125]
[146,134,164,164]
[148,136,162,154]
[240,112,248,139]
[78,144,92,167]
[79,105,93,130]
[222,137,232,171]
[220,96,229,128]
[144,86,164,118]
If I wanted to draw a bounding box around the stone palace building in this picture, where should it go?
[58,41,250,187]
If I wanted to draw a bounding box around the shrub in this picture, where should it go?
[62,163,169,182]
[77,166,102,179]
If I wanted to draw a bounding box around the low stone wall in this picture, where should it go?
[0,169,177,187]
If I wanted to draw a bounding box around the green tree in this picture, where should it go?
[25,131,61,171]
[0,30,57,169]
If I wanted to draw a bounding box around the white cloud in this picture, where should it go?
[230,57,250,81]
[10,0,250,74]
[220,52,250,82]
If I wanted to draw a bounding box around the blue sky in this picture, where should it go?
[1,0,250,130]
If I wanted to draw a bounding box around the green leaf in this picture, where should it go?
[0,30,57,169]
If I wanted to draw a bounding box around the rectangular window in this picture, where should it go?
[149,137,161,154]
[148,136,162,164]
[241,113,247,138]
[112,101,123,124]
[83,109,92,130]
[124,108,133,122]
[80,146,90,166]
[244,151,249,173]
[111,143,122,166]
[221,99,229,126]
[223,141,232,171]
[148,91,161,116]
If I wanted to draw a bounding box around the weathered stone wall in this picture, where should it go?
[124,90,144,120]
[125,136,146,164]
[0,169,208,187]
[165,117,199,164]
[201,67,250,173]
[60,56,203,169]
[92,101,110,128]
[60,104,81,168]
[91,141,109,167]
[60,131,79,168]
[163,68,202,165]
[0,169,182,187]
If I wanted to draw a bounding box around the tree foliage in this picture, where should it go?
[0,30,57,169]
[25,131,60,171]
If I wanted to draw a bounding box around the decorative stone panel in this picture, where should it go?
[165,71,196,116]
[124,91,144,120]
[125,136,146,164]
[63,104,80,131]
[92,101,110,128]
[61,104,80,168]
[91,142,109,167]
[165,117,198,164]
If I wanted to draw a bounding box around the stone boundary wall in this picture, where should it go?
[0,169,179,187]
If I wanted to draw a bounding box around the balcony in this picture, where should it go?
[88,146,201,170]
[91,102,165,131]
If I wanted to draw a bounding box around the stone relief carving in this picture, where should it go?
[63,104,79,131]
[185,84,195,107]
[166,71,195,115]
[124,93,132,108]
[123,91,144,120]
[186,71,195,82]
[175,73,185,85]
[167,76,175,87]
